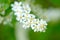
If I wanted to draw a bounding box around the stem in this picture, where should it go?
[15,22,29,40]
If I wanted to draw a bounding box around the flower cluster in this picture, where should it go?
[11,1,47,32]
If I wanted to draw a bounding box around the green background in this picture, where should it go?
[0,0,60,40]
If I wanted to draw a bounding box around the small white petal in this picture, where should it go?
[14,1,19,5]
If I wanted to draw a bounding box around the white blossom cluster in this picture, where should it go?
[11,1,47,32]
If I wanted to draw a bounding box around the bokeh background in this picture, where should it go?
[0,0,60,40]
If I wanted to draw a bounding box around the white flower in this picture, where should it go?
[23,4,31,13]
[37,19,47,32]
[11,1,31,14]
[16,13,35,29]
[16,13,30,23]
[11,1,23,12]
[16,13,25,22]
[11,1,47,32]
[31,19,40,29]
[31,19,47,32]
[22,21,30,29]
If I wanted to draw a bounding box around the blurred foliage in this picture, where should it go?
[0,0,60,40]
